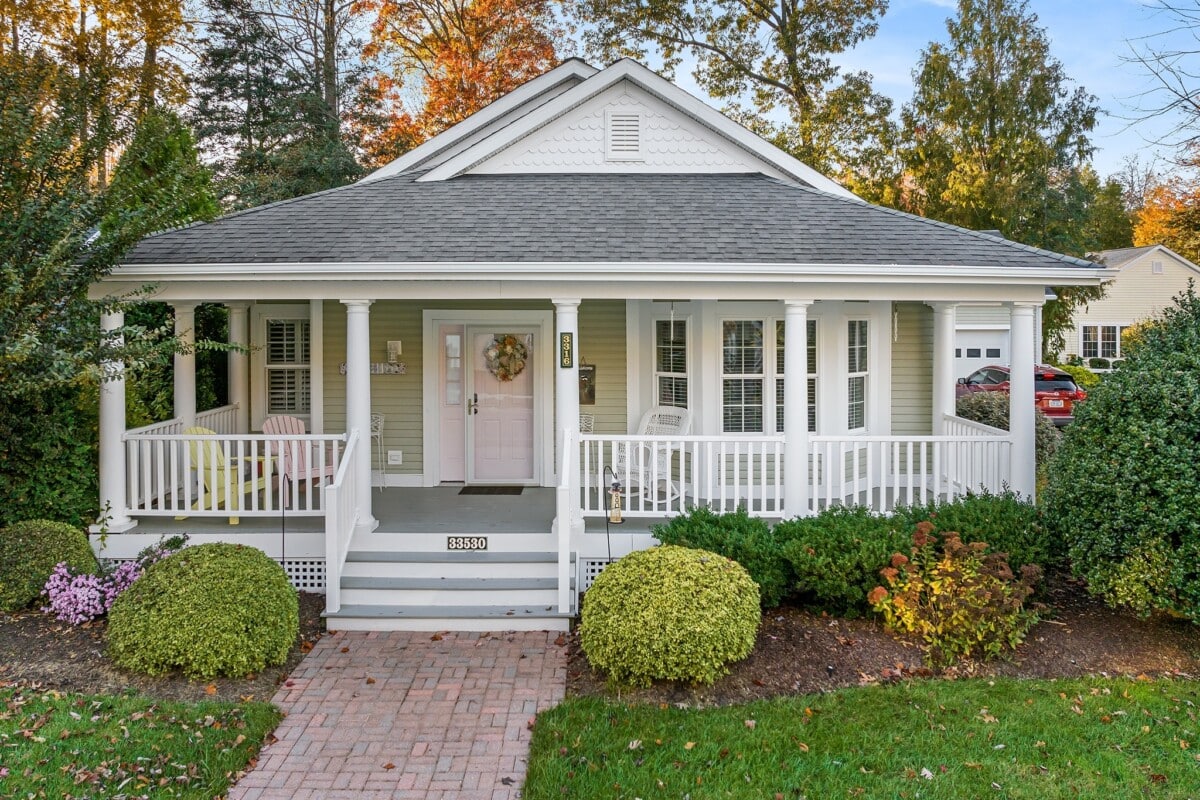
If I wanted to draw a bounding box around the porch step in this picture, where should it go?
[346,550,567,563]
[325,604,572,632]
[334,549,576,631]
[340,576,567,591]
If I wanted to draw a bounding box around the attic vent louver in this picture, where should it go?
[1152,259,1164,274]
[606,111,642,161]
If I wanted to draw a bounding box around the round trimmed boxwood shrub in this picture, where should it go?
[580,545,760,687]
[1046,287,1200,620]
[107,543,298,678]
[652,506,788,607]
[0,519,98,612]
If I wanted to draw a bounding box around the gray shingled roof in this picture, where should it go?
[1094,245,1157,269]
[125,172,1100,269]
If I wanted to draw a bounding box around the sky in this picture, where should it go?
[665,0,1193,180]
[847,0,1192,178]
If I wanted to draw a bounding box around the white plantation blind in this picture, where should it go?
[606,112,642,160]
[655,319,688,408]
[266,319,311,415]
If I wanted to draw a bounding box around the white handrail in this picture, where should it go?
[942,413,1010,438]
[324,430,359,616]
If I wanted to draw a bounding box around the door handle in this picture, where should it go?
[467,392,479,415]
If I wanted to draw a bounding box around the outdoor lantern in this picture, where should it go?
[607,479,624,525]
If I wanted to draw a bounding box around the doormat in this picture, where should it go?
[459,486,523,495]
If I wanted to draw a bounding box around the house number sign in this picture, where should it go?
[559,332,573,368]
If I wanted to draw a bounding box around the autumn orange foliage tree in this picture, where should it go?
[351,0,564,165]
[1134,178,1200,265]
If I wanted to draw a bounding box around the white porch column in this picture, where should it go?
[172,302,198,429]
[95,311,136,532]
[1008,302,1039,499]
[553,299,581,471]
[783,300,813,517]
[929,302,958,434]
[226,302,250,433]
[342,300,377,531]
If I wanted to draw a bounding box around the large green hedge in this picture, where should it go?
[580,545,760,687]
[107,543,298,678]
[1045,287,1200,619]
[0,519,98,611]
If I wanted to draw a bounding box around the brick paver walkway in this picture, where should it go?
[229,630,567,800]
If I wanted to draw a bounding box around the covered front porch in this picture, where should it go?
[91,292,1037,629]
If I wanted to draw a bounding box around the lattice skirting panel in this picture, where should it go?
[579,558,617,592]
[101,558,326,592]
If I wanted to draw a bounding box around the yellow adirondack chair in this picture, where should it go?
[180,426,273,524]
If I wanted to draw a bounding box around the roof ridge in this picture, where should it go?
[756,175,1100,269]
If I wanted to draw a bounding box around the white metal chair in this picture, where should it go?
[614,406,693,499]
[370,412,385,492]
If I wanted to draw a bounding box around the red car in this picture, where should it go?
[955,365,1086,426]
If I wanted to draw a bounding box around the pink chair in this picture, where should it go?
[262,416,336,504]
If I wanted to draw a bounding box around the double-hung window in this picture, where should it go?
[847,320,869,431]
[265,319,311,416]
[722,321,765,432]
[655,319,688,408]
[1081,324,1124,359]
[774,319,818,433]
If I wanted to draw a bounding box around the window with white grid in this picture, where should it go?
[775,319,817,433]
[266,319,311,415]
[847,320,869,431]
[722,320,764,432]
[1081,324,1123,359]
[655,319,688,408]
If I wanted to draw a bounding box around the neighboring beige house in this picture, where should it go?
[88,59,1109,631]
[1059,245,1200,366]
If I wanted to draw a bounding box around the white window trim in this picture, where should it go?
[653,315,691,409]
[1079,322,1130,361]
[847,318,870,432]
[720,319,767,433]
[250,303,318,431]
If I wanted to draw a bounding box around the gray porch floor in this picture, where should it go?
[128,485,682,538]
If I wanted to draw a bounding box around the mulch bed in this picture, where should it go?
[0,592,326,704]
[2,577,1199,708]
[566,575,1200,707]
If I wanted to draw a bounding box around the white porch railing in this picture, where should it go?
[324,430,360,616]
[580,434,786,517]
[577,421,1011,519]
[809,431,1011,512]
[124,431,346,517]
[124,404,242,510]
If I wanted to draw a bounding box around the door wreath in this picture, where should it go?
[484,335,529,381]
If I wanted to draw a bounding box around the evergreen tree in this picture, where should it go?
[191,0,361,208]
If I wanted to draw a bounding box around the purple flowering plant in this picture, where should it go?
[42,534,189,624]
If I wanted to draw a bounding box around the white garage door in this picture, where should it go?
[955,329,1008,379]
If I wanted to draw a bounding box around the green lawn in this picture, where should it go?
[526,678,1200,799]
[0,686,281,798]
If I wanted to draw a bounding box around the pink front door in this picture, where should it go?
[467,330,535,483]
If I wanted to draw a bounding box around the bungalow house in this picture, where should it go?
[1059,244,1200,367]
[89,59,1110,631]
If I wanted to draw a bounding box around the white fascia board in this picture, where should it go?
[360,59,598,183]
[1145,244,1200,276]
[106,261,1115,286]
[418,59,861,201]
